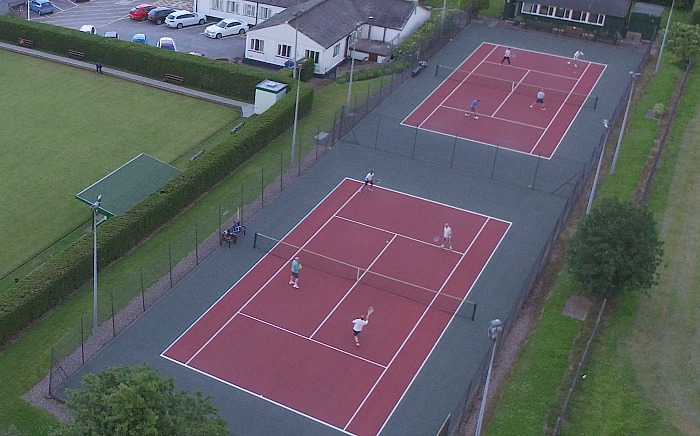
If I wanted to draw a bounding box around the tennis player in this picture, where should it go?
[466,99,480,120]
[500,47,511,65]
[289,256,301,289]
[352,314,369,347]
[441,223,452,250]
[360,170,374,192]
[568,50,584,68]
[530,90,546,110]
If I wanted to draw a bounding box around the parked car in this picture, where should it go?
[28,0,54,15]
[156,37,177,51]
[165,10,206,29]
[147,7,175,25]
[131,33,147,44]
[129,4,155,21]
[104,31,118,39]
[79,25,96,34]
[204,18,249,39]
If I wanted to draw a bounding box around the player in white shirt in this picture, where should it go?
[352,315,369,346]
[441,223,452,250]
[360,170,374,192]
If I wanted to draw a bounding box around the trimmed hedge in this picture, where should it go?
[0,17,315,345]
[0,16,272,101]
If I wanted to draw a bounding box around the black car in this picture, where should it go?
[147,7,175,25]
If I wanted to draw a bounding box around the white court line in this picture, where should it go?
[184,187,361,366]
[162,180,350,357]
[440,102,544,130]
[334,215,465,255]
[240,313,386,368]
[309,233,398,338]
[345,218,490,431]
[529,61,592,155]
[161,353,355,436]
[416,45,500,128]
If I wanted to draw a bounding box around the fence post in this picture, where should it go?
[140,267,145,311]
[261,167,264,208]
[168,244,173,288]
[195,222,199,265]
[374,113,381,149]
[280,152,284,191]
[81,317,85,364]
[110,291,116,337]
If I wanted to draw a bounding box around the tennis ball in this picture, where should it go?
[386,240,389,243]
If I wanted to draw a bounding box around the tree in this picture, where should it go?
[62,364,227,436]
[566,198,663,298]
[471,0,491,15]
[664,22,700,65]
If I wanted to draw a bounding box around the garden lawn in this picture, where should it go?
[0,50,238,283]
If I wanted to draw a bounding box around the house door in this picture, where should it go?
[368,53,378,62]
[503,0,517,20]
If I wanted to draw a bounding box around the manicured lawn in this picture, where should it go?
[0,72,382,433]
[0,50,238,284]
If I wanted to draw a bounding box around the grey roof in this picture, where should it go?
[631,3,664,17]
[250,0,417,48]
[537,0,631,18]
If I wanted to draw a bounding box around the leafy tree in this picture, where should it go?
[566,198,663,298]
[62,364,227,436]
[471,0,490,15]
[664,22,700,65]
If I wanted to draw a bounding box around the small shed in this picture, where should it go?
[628,3,664,40]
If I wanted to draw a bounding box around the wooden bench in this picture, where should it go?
[68,49,85,59]
[164,73,184,84]
[221,222,246,248]
[411,60,428,78]
[19,39,34,47]
[230,122,245,134]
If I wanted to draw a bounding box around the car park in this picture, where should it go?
[204,18,249,39]
[104,31,118,39]
[129,4,155,21]
[148,7,175,25]
[131,33,147,44]
[80,25,96,34]
[165,10,206,29]
[28,0,54,15]
[156,37,177,51]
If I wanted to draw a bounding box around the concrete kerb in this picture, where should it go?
[0,41,255,117]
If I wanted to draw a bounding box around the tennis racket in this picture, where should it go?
[433,236,441,243]
[367,306,374,317]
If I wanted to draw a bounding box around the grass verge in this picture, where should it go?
[0,75,383,433]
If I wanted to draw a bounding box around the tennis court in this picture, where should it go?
[162,178,510,435]
[402,42,606,158]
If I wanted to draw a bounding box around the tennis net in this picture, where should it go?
[434,64,597,109]
[253,233,476,320]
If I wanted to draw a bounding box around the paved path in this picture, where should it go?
[0,41,255,117]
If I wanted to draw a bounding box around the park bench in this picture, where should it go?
[221,222,246,248]
[164,73,184,84]
[230,122,245,134]
[68,49,85,59]
[19,39,34,47]
[411,60,428,77]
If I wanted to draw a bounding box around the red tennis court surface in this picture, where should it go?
[163,179,510,435]
[402,42,606,158]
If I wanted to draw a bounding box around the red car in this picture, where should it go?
[129,4,155,21]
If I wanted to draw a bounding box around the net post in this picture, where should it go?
[471,302,477,321]
[594,96,598,111]
[253,232,258,249]
[434,64,439,76]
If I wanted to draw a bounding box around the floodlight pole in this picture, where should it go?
[91,194,102,332]
[27,0,30,21]
[346,20,367,116]
[290,10,302,163]
[610,72,640,174]
[476,319,503,436]
[655,0,674,74]
[586,120,609,215]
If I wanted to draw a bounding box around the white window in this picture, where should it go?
[333,43,340,57]
[277,44,292,58]
[243,4,256,17]
[250,38,264,52]
[211,0,222,11]
[226,1,239,13]
[259,6,272,19]
[305,49,319,64]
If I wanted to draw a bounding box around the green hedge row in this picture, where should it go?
[0,16,279,100]
[692,0,700,24]
[0,17,315,345]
